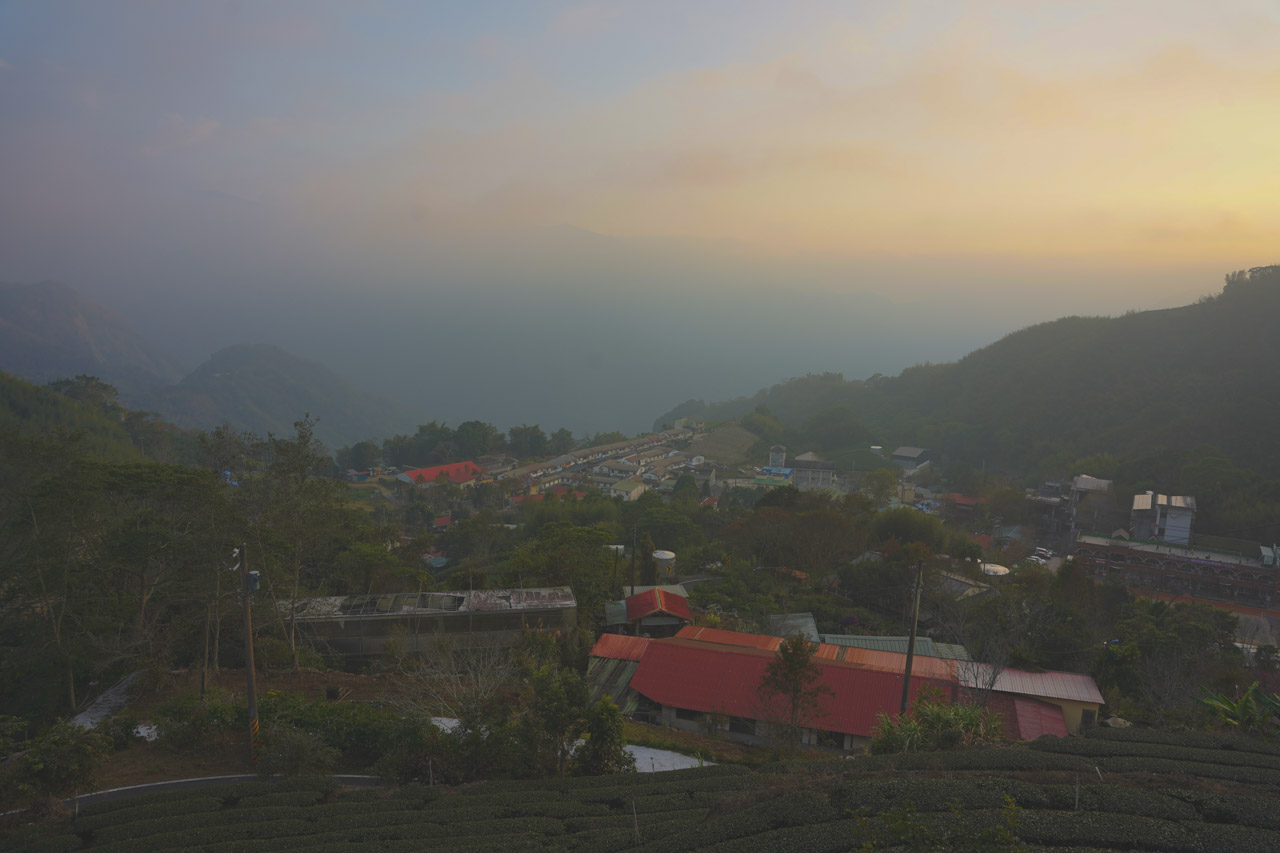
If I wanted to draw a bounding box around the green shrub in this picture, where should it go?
[1011,808,1196,851]
[231,788,328,808]
[1086,725,1280,756]
[694,818,861,853]
[1183,822,1280,853]
[255,727,340,778]
[870,688,1002,754]
[0,832,85,853]
[1033,733,1280,771]
[98,711,144,752]
[847,745,1090,773]
[90,806,313,844]
[72,795,224,832]
[564,806,710,833]
[2,721,110,804]
[152,689,240,749]
[833,776,1046,814]
[1187,790,1280,829]
[256,691,403,765]
[1094,755,1280,785]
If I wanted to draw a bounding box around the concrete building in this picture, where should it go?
[1131,491,1196,545]
[1074,534,1280,606]
[288,587,577,660]
[790,455,836,491]
[890,447,933,474]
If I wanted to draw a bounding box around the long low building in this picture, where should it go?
[288,587,577,659]
[589,626,1099,751]
[1074,533,1280,606]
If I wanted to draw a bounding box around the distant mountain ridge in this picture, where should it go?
[140,343,426,446]
[0,280,183,392]
[0,281,425,448]
[657,266,1280,478]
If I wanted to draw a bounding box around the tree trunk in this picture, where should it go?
[289,567,301,673]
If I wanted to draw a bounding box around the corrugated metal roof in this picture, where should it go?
[821,635,940,656]
[767,613,820,642]
[960,663,1104,705]
[836,647,958,681]
[677,627,961,681]
[586,656,641,716]
[676,626,783,651]
[589,633,651,661]
[932,643,973,662]
[1012,697,1068,740]
[987,693,1068,741]
[603,601,628,626]
[628,639,951,737]
[625,588,693,623]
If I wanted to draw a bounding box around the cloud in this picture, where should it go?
[0,58,10,70]
[142,113,221,155]
[551,3,624,38]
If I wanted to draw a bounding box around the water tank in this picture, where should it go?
[653,550,676,574]
[870,446,883,456]
[980,563,1010,576]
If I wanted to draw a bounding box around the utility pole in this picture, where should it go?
[629,527,637,598]
[899,561,924,715]
[239,543,259,764]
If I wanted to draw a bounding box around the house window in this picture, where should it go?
[675,707,701,722]
[1080,709,1097,728]
[728,716,756,735]
[816,730,843,749]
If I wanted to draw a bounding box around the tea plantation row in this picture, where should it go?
[8,736,1280,852]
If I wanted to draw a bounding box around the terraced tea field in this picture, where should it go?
[9,727,1280,851]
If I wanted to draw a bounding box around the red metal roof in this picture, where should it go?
[675,626,783,651]
[1012,696,1069,740]
[590,633,651,662]
[404,461,485,485]
[988,693,1069,741]
[629,638,951,737]
[834,647,958,682]
[961,663,1104,705]
[625,588,693,623]
[676,627,958,682]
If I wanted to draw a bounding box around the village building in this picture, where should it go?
[397,461,485,487]
[289,587,577,659]
[588,626,1100,752]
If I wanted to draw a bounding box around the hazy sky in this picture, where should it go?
[2,1,1277,434]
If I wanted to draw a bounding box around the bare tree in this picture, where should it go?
[392,635,520,725]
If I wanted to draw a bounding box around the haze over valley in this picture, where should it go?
[4,2,1277,436]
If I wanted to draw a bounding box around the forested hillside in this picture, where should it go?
[0,372,147,463]
[0,283,428,448]
[0,280,182,394]
[658,266,1280,480]
[137,344,427,450]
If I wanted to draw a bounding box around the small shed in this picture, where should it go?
[623,588,693,637]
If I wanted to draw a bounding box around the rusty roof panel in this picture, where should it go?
[629,639,951,738]
[675,625,782,650]
[590,633,651,661]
